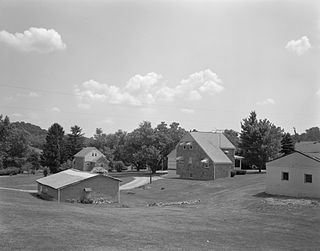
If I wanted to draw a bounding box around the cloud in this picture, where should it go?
[50,107,60,112]
[75,69,224,108]
[11,113,23,117]
[316,89,320,98]
[181,108,195,114]
[17,92,40,98]
[99,118,114,125]
[0,27,66,53]
[256,98,275,105]
[285,36,311,55]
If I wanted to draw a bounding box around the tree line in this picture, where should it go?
[0,112,319,175]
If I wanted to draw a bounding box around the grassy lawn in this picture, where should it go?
[0,173,319,250]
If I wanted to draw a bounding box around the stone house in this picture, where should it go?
[36,169,121,203]
[176,131,236,180]
[73,147,109,171]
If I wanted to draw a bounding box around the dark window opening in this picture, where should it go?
[282,172,289,181]
[304,174,312,183]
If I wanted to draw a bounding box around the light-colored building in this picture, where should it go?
[266,151,320,198]
[176,131,236,180]
[167,149,177,170]
[37,169,121,203]
[73,147,109,171]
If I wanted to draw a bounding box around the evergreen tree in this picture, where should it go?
[41,123,66,173]
[239,111,283,172]
[280,133,295,155]
[66,125,84,159]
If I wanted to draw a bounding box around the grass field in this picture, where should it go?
[0,172,319,250]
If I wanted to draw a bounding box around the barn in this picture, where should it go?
[36,169,121,203]
[167,149,176,170]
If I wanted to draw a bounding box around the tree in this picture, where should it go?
[5,128,29,167]
[239,111,283,172]
[65,125,84,159]
[224,129,240,151]
[280,133,295,155]
[41,123,66,173]
[0,115,11,168]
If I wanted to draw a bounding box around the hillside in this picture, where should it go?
[11,121,47,149]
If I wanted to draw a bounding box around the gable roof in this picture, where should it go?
[74,147,104,158]
[267,150,320,165]
[190,132,236,149]
[36,169,121,189]
[189,132,233,164]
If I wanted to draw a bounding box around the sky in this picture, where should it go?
[0,0,319,137]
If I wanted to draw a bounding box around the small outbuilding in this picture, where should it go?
[266,151,320,198]
[36,169,121,203]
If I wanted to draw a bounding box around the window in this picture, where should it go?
[282,172,289,181]
[92,152,94,156]
[189,173,193,178]
[304,174,312,183]
[183,145,187,150]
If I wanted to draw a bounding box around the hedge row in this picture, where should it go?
[0,167,20,176]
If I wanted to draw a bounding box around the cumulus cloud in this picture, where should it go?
[50,107,60,112]
[316,89,320,97]
[0,27,66,53]
[257,98,275,105]
[75,69,224,108]
[181,108,195,114]
[285,36,311,55]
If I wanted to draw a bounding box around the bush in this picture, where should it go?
[114,161,125,172]
[43,167,49,177]
[0,167,20,176]
[236,170,247,175]
[230,170,236,177]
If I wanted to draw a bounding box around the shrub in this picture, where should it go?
[230,170,235,177]
[236,170,247,175]
[0,167,20,176]
[43,167,49,177]
[114,161,125,172]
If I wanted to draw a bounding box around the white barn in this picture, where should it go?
[266,151,320,198]
[167,149,176,170]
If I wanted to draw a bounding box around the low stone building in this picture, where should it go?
[167,149,177,170]
[36,169,121,203]
[73,147,109,171]
[176,131,235,180]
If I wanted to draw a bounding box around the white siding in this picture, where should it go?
[266,152,320,198]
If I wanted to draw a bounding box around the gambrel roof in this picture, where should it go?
[74,147,101,157]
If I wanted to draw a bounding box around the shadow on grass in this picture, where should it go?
[253,192,320,201]
[30,192,54,201]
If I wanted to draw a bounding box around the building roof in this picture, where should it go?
[36,169,121,189]
[190,131,236,150]
[189,132,233,164]
[74,147,104,158]
[268,150,320,165]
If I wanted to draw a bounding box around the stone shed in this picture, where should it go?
[36,169,121,203]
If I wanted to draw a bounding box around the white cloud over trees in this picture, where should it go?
[75,69,225,108]
[285,36,311,55]
[256,98,275,105]
[0,27,66,53]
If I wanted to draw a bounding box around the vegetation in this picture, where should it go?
[239,111,283,172]
[0,173,319,250]
[41,123,66,173]
[280,133,295,155]
[0,112,319,174]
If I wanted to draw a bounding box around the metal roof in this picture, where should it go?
[74,147,104,158]
[190,132,236,149]
[36,169,120,189]
[189,132,233,164]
